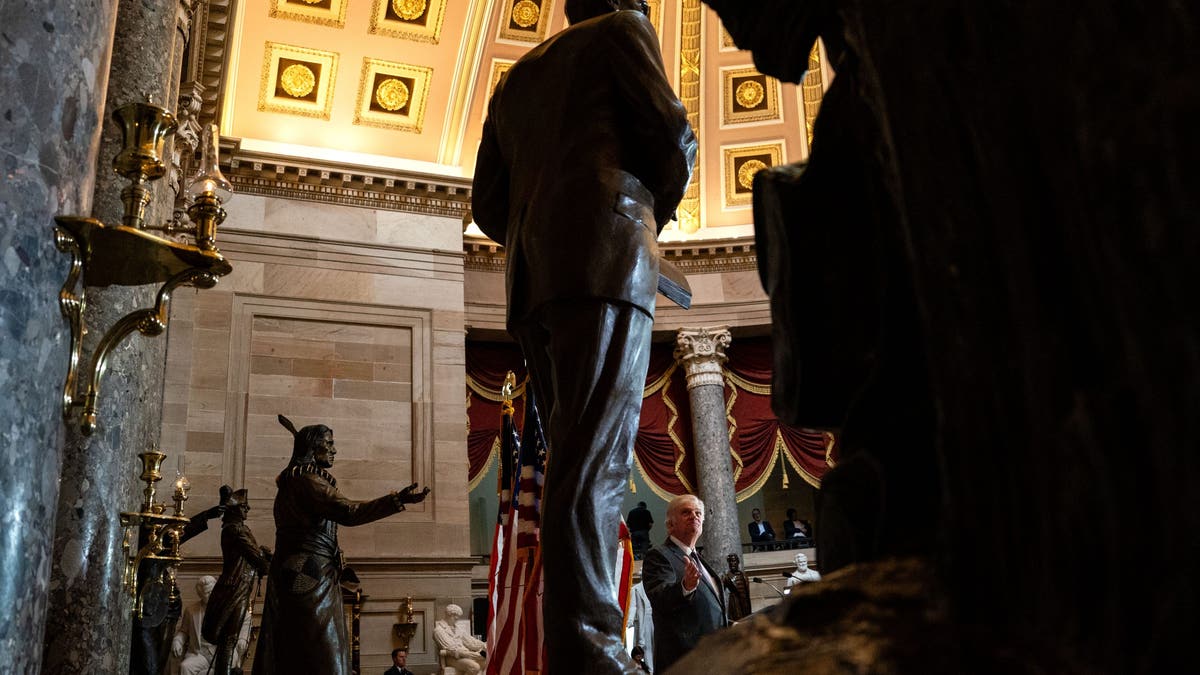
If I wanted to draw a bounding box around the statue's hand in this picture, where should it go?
[201,504,225,521]
[397,482,431,504]
[171,636,184,658]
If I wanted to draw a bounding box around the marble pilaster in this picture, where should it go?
[0,1,119,671]
[674,327,741,566]
[41,1,199,673]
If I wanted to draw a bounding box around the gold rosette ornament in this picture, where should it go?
[280,63,316,98]
[737,159,768,190]
[512,0,540,28]
[375,78,411,112]
[392,0,427,21]
[735,80,765,109]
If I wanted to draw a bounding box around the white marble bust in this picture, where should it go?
[784,553,821,589]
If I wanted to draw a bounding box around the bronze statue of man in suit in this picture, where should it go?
[471,0,697,672]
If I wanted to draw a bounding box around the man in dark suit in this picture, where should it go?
[384,648,414,675]
[627,501,654,559]
[642,495,727,671]
[747,508,776,550]
[472,0,696,672]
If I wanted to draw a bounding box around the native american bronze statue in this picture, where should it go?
[251,415,429,675]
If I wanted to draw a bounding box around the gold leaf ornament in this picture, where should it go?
[280,64,316,98]
[375,78,411,111]
[392,0,427,20]
[735,80,765,109]
[737,159,768,190]
[512,0,540,28]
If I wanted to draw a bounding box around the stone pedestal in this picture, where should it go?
[0,1,120,672]
[674,327,740,566]
[40,1,199,673]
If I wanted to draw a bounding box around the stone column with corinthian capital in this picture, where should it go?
[674,327,741,567]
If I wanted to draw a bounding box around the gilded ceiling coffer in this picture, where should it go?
[53,99,234,435]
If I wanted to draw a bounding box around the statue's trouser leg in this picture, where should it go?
[516,299,653,675]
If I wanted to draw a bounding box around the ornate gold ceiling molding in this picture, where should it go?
[269,0,349,29]
[676,0,702,234]
[438,0,495,166]
[221,140,472,218]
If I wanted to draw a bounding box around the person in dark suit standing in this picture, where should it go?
[383,648,414,675]
[747,508,776,550]
[627,501,655,559]
[472,0,696,672]
[641,495,727,671]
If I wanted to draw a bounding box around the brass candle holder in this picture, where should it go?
[120,447,191,617]
[53,100,234,435]
[393,596,418,650]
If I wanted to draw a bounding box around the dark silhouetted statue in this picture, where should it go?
[471,0,696,672]
[202,487,271,675]
[720,554,751,622]
[251,416,430,675]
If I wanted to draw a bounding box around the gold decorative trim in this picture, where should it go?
[662,378,696,495]
[779,430,823,488]
[481,58,515,122]
[723,368,772,396]
[466,373,528,402]
[721,141,784,208]
[676,0,702,233]
[633,451,682,502]
[721,66,781,126]
[268,0,349,29]
[369,0,448,44]
[646,0,663,37]
[353,58,433,133]
[258,42,339,120]
[498,0,554,44]
[801,39,826,151]
[718,23,736,51]
[725,375,743,486]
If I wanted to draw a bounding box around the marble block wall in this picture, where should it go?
[164,195,472,672]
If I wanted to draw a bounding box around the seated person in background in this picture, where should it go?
[782,509,812,541]
[384,647,415,675]
[747,508,776,549]
[784,552,822,590]
[172,576,217,675]
[433,603,486,674]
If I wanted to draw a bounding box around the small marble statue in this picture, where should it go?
[203,487,271,675]
[784,553,821,590]
[172,576,217,675]
[433,604,487,675]
[721,554,753,621]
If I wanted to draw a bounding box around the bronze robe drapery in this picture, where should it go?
[203,520,270,668]
[251,466,401,675]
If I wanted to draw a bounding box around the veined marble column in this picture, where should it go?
[674,327,741,566]
[0,1,119,672]
[41,1,199,672]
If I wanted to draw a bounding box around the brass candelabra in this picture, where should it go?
[120,448,192,620]
[54,99,234,435]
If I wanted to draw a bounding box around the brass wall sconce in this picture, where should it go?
[394,596,418,650]
[120,448,191,620]
[54,100,234,435]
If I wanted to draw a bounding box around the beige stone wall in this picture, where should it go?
[167,194,472,673]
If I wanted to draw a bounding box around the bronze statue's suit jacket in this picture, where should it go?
[472,10,696,326]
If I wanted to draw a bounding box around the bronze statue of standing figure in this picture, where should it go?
[251,415,430,675]
[721,554,752,622]
[202,486,271,675]
[472,0,696,671]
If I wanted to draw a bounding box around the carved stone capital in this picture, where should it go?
[674,326,731,390]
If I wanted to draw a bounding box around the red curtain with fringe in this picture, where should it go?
[465,338,835,496]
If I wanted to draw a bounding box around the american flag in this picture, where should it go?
[486,386,638,674]
[486,386,547,675]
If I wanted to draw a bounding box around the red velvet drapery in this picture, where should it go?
[465,338,837,498]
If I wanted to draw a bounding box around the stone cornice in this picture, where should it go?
[221,139,473,218]
[464,235,759,273]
